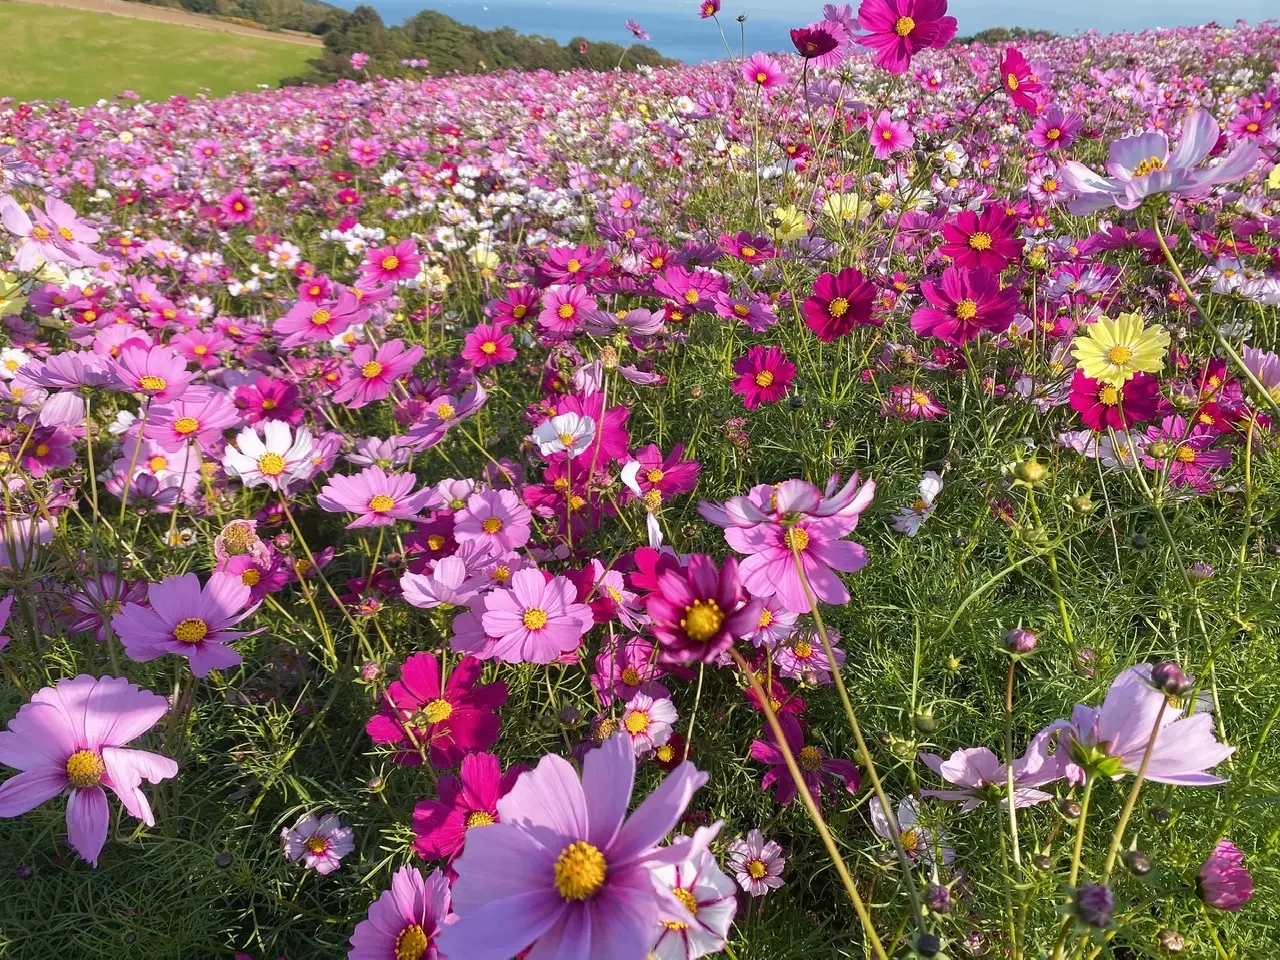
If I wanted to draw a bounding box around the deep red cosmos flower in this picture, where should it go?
[365,653,508,767]
[803,267,879,341]
[791,24,842,59]
[645,553,762,664]
[750,712,860,808]
[938,205,1025,270]
[910,267,1020,345]
[1068,370,1163,431]
[411,752,525,861]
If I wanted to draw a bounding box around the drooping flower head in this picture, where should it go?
[1199,839,1254,912]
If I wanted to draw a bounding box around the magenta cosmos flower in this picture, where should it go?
[358,238,422,287]
[476,569,594,664]
[731,346,795,409]
[741,53,785,90]
[435,732,710,960]
[112,573,262,677]
[1069,370,1162,431]
[412,751,524,862]
[856,0,957,75]
[1029,105,1082,151]
[348,865,454,960]
[646,553,761,664]
[999,47,1041,111]
[869,109,913,159]
[0,675,177,867]
[318,465,441,529]
[911,266,1020,345]
[332,339,423,409]
[281,812,356,875]
[461,323,517,370]
[939,204,1024,270]
[1199,839,1254,912]
[365,653,507,768]
[804,267,878,341]
[750,713,860,808]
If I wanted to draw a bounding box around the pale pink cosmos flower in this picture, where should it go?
[112,572,262,677]
[401,556,483,610]
[918,734,1060,812]
[474,569,593,664]
[454,489,533,553]
[620,692,678,757]
[870,795,954,865]
[869,109,914,160]
[332,339,423,409]
[317,465,441,529]
[348,865,455,960]
[725,829,785,897]
[0,675,177,867]
[281,812,356,875]
[650,837,738,960]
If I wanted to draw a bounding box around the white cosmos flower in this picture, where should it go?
[222,421,314,491]
[531,411,595,457]
[891,471,943,536]
[651,834,738,960]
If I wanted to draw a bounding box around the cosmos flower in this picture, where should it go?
[891,471,943,536]
[620,692,679,756]
[724,829,785,897]
[649,837,738,960]
[804,267,878,340]
[454,489,533,553]
[281,812,356,875]
[436,732,709,960]
[741,53,785,90]
[222,421,315,491]
[999,47,1042,111]
[110,344,193,402]
[475,569,594,664]
[918,736,1061,812]
[0,675,177,867]
[318,465,441,528]
[856,0,957,75]
[731,346,795,409]
[411,751,524,862]
[1071,313,1170,386]
[332,339,423,409]
[870,795,953,864]
[749,713,860,807]
[461,323,517,369]
[938,204,1024,270]
[112,572,262,677]
[911,266,1021,345]
[532,411,596,457]
[868,109,914,159]
[1199,839,1254,912]
[348,865,455,960]
[645,553,761,664]
[1068,370,1163,431]
[358,238,421,287]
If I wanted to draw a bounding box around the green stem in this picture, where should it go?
[1100,700,1168,884]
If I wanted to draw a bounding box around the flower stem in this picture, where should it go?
[1052,775,1095,960]
[729,647,888,960]
[1100,700,1168,884]
[787,538,926,935]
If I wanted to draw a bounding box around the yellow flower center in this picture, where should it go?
[1107,345,1134,365]
[758,608,773,627]
[793,640,813,658]
[32,225,52,240]
[881,129,894,141]
[954,299,979,320]
[482,516,504,534]
[741,245,756,257]
[620,666,641,685]
[393,923,428,960]
[733,303,750,317]
[522,607,549,630]
[1043,178,1058,192]
[242,568,261,587]
[34,443,50,457]
[1099,385,1120,405]
[147,455,167,473]
[894,15,915,35]
[1132,156,1166,177]
[747,858,768,879]
[656,744,675,763]
[828,296,850,318]
[261,398,277,410]
[305,837,328,855]
[138,375,167,392]
[480,341,498,355]
[466,810,495,828]
[968,232,993,251]
[557,304,575,319]
[673,885,699,915]
[1006,73,1019,90]
[1175,445,1197,464]
[423,698,453,724]
[257,452,286,477]
[368,494,396,513]
[361,360,383,379]
[681,599,724,641]
[553,841,607,901]
[755,71,768,83]
[492,564,511,582]
[1047,128,1061,139]
[798,745,823,771]
[641,468,665,485]
[174,617,209,643]
[170,416,200,436]
[912,392,931,406]
[625,710,651,734]
[786,527,810,551]
[902,828,922,853]
[310,308,332,326]
[381,255,401,271]
[754,370,775,388]
[1247,122,1259,133]
[65,749,106,788]
[596,717,619,739]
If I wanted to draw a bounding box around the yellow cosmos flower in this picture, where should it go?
[1072,312,1170,387]
[822,192,872,223]
[1267,163,1280,191]
[0,272,25,317]
[766,205,810,244]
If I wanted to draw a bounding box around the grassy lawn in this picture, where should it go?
[0,3,315,104]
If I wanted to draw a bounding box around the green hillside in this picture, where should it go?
[1,3,315,104]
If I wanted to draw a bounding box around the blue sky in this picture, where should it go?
[351,0,1278,62]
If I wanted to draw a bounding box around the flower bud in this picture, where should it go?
[1070,494,1095,515]
[913,710,936,734]
[1124,849,1152,876]
[1150,661,1193,696]
[1032,853,1053,871]
[925,883,952,914]
[1150,806,1171,826]
[1187,561,1215,582]
[560,704,582,725]
[1147,440,1173,460]
[1158,929,1185,953]
[1060,797,1082,819]
[1130,533,1147,549]
[360,661,381,683]
[1014,457,1048,485]
[913,932,942,958]
[1073,883,1114,928]
[1004,628,1038,654]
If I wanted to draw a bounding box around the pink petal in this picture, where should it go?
[66,786,110,866]
[610,761,707,866]
[580,733,635,851]
[497,754,588,840]
[0,766,66,816]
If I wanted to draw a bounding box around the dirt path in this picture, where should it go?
[3,0,325,46]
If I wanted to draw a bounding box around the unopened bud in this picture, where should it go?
[1073,883,1114,928]
[1060,798,1082,819]
[1014,457,1048,485]
[925,883,952,914]
[913,932,942,958]
[360,661,381,683]
[1147,440,1173,460]
[1158,929,1185,953]
[1070,494,1095,515]
[1124,849,1152,876]
[1005,628,1038,654]
[1150,661,1193,696]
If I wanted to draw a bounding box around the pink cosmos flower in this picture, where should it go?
[333,340,424,410]
[0,195,101,269]
[412,751,525,862]
[1199,839,1254,912]
[275,290,367,348]
[112,573,262,677]
[645,553,761,664]
[110,344,193,402]
[918,736,1060,812]
[620,692,679,757]
[625,443,701,502]
[884,383,948,420]
[0,675,177,867]
[539,284,598,335]
[281,812,356,875]
[359,238,422,287]
[750,713,860,808]
[348,865,455,960]
[856,0,957,75]
[318,465,441,529]
[1029,104,1082,151]
[869,109,913,159]
[725,511,871,613]
[938,204,1025,270]
[804,266,879,341]
[911,266,1021,345]
[731,346,795,409]
[999,47,1041,111]
[1141,415,1232,490]
[401,556,483,610]
[436,732,710,960]
[365,653,508,768]
[454,489,533,553]
[725,829,785,897]
[475,569,593,664]
[218,190,255,224]
[741,53,785,90]
[591,635,671,707]
[461,323,517,370]
[146,388,241,455]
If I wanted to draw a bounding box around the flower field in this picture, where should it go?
[2,4,1280,958]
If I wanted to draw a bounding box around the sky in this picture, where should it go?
[348,0,1277,62]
